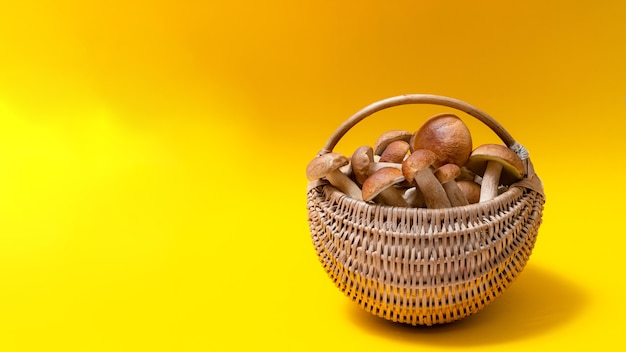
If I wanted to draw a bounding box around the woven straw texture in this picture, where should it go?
[306,94,545,326]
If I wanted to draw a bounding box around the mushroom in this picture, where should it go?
[433,164,469,207]
[350,145,374,186]
[457,166,478,182]
[456,180,481,204]
[369,162,402,173]
[402,187,427,208]
[402,149,451,209]
[361,167,408,207]
[306,152,363,200]
[410,113,473,169]
[350,145,406,185]
[373,129,413,156]
[379,140,410,163]
[464,144,525,202]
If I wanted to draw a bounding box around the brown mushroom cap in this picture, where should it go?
[306,152,349,181]
[456,180,481,204]
[373,130,412,156]
[433,164,461,184]
[401,149,437,185]
[351,146,374,185]
[410,113,473,168]
[464,144,525,185]
[379,140,410,163]
[361,167,405,202]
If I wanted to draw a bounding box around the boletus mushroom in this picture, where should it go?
[456,180,481,204]
[361,167,408,207]
[433,164,469,207]
[306,152,363,200]
[350,145,404,186]
[410,113,473,169]
[402,149,451,209]
[403,187,426,208]
[464,144,525,202]
[379,140,410,163]
[350,145,374,186]
[373,130,412,156]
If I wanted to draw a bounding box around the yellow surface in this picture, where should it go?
[0,1,625,351]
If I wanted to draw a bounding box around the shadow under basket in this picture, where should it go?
[306,94,546,326]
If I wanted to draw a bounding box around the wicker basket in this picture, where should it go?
[306,94,545,326]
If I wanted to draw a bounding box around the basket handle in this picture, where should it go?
[318,94,523,156]
[316,94,543,195]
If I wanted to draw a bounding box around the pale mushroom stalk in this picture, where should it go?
[403,187,426,208]
[479,161,503,202]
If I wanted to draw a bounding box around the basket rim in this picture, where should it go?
[308,180,542,215]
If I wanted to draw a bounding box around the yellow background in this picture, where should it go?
[1,1,625,351]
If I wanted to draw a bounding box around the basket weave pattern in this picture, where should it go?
[307,184,544,325]
[306,94,545,326]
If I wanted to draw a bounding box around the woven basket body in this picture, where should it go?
[306,94,545,326]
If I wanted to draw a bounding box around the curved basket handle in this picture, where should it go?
[318,94,527,160]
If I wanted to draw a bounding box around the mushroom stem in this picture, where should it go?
[442,182,469,207]
[433,164,468,207]
[415,168,451,209]
[403,187,426,208]
[479,161,503,202]
[465,144,525,203]
[375,187,408,207]
[326,169,363,201]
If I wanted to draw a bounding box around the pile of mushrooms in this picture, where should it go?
[306,113,526,209]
